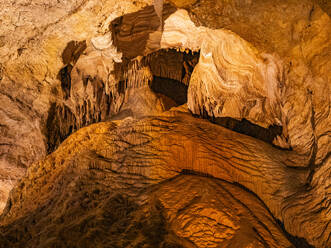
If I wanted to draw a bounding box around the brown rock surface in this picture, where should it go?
[109,1,330,166]
[0,172,294,248]
[0,0,330,247]
[0,0,153,210]
[0,111,329,247]
[184,0,331,165]
[0,112,301,247]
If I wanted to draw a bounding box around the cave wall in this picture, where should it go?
[185,0,330,165]
[1,0,328,173]
[0,0,330,247]
[0,0,155,210]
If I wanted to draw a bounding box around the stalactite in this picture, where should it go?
[51,42,198,154]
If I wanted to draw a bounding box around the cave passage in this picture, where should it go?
[151,76,188,105]
[47,47,200,153]
[147,48,200,105]
[52,44,286,153]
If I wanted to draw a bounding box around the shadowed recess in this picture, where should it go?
[46,46,199,154]
[213,117,284,146]
[151,77,188,105]
[58,40,87,99]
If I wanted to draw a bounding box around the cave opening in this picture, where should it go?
[51,43,286,152]
[189,111,285,148]
[47,47,200,153]
[116,48,200,107]
[149,48,199,106]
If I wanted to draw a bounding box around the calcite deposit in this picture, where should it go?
[0,0,330,247]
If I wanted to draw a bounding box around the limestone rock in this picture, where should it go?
[184,0,331,164]
[0,113,311,247]
[1,112,329,247]
[0,0,153,211]
[0,1,329,247]
[110,3,330,165]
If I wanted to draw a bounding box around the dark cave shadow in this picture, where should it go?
[151,76,188,106]
[195,116,289,149]
[45,102,77,154]
[213,117,283,144]
[57,40,87,100]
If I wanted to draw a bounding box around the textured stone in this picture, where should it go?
[1,111,329,247]
[0,173,295,247]
[184,0,331,165]
[0,0,153,210]
[0,112,297,247]
[0,1,329,247]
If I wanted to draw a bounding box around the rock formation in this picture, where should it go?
[0,0,330,247]
[0,0,154,210]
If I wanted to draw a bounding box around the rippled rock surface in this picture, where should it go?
[0,0,330,247]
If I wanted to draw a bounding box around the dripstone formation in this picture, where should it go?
[0,0,330,247]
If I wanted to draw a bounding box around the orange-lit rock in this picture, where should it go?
[0,1,329,247]
[1,110,329,247]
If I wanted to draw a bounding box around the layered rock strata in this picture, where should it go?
[0,1,329,247]
[1,111,329,247]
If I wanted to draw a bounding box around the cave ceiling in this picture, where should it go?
[0,0,330,247]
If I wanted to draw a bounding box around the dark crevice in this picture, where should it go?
[252,227,270,248]
[45,102,78,153]
[147,49,200,86]
[61,40,87,65]
[59,65,72,99]
[0,63,3,82]
[180,169,214,178]
[209,117,284,147]
[45,78,115,153]
[194,106,286,148]
[275,219,315,248]
[147,48,199,105]
[151,77,188,105]
[57,40,87,99]
[306,92,319,184]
